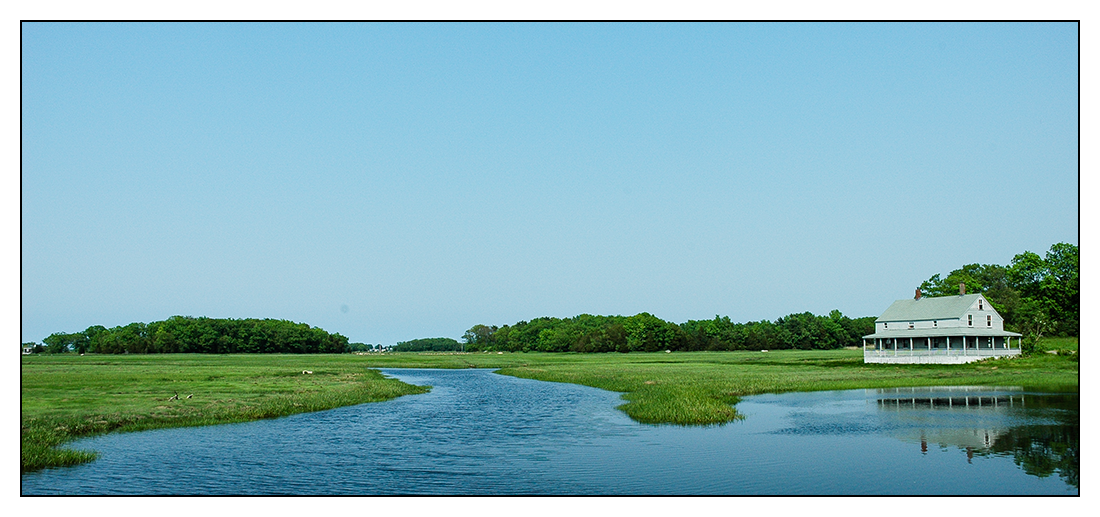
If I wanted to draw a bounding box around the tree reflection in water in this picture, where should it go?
[983,423,1079,488]
[976,393,1078,489]
[875,388,1078,489]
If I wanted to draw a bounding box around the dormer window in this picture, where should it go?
[933,320,938,327]
[968,315,973,327]
[884,322,888,329]
[908,322,914,330]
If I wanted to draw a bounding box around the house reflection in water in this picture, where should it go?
[872,386,1023,456]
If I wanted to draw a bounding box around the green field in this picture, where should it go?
[21,340,1078,472]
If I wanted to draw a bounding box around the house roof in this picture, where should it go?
[876,294,984,322]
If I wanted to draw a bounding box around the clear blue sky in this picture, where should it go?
[21,22,1079,345]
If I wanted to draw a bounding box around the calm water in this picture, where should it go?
[21,369,1078,495]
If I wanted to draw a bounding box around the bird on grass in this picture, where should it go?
[186,394,193,399]
[168,392,179,401]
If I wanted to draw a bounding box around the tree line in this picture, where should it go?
[25,243,1074,355]
[392,337,463,352]
[462,311,877,353]
[462,242,1077,353]
[918,242,1078,340]
[34,316,350,355]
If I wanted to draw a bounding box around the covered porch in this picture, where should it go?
[862,330,1022,364]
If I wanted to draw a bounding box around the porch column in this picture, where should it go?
[909,337,913,351]
[927,337,931,351]
[963,336,967,355]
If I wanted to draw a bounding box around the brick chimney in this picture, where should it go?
[959,282,966,295]
[915,288,922,300]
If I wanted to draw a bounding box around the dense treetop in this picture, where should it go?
[39,316,349,355]
[462,311,876,353]
[392,337,463,352]
[919,242,1078,339]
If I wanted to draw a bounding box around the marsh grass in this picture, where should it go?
[21,354,427,472]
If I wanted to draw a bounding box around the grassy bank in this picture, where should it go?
[362,343,1079,425]
[20,354,428,473]
[22,342,1078,472]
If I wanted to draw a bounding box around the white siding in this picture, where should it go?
[962,295,1004,331]
[879,318,964,331]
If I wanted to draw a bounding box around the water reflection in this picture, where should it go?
[870,387,1079,489]
[988,423,1079,488]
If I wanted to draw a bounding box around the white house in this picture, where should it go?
[863,285,1022,364]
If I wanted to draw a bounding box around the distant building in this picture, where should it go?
[863,285,1022,364]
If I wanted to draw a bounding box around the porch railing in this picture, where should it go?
[864,348,1021,358]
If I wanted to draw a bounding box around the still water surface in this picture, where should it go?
[22,369,1078,495]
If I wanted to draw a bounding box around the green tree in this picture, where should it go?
[1008,251,1047,294]
[920,263,1013,301]
[1009,243,1079,336]
[462,324,498,350]
[393,337,461,352]
[919,243,1078,337]
[42,332,76,353]
[1016,298,1052,355]
[83,325,107,353]
[573,323,627,353]
[152,326,179,353]
[1041,243,1079,335]
[624,313,680,352]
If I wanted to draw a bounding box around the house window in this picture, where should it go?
[987,315,992,327]
[884,322,888,329]
[968,315,973,326]
[908,322,914,330]
[933,320,938,327]
[979,299,984,310]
